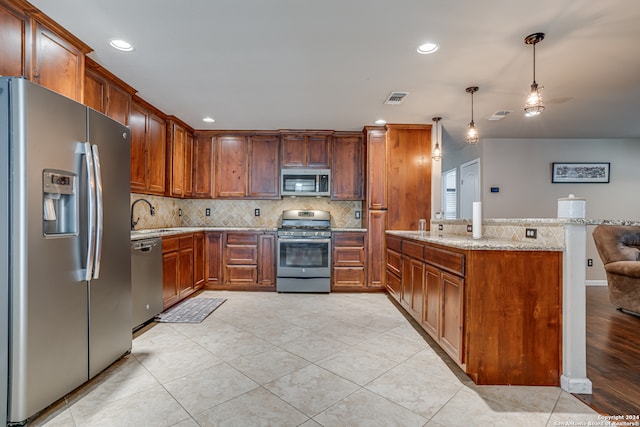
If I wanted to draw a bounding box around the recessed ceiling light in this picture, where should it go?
[202,117,215,123]
[417,42,439,55]
[109,39,133,51]
[374,119,387,125]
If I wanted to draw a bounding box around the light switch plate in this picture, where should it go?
[525,228,537,239]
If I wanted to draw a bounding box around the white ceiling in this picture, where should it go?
[29,0,640,149]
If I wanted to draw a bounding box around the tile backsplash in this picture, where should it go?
[131,194,362,229]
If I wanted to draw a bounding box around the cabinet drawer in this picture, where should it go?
[334,233,365,247]
[333,267,365,287]
[226,246,258,264]
[162,236,179,253]
[334,247,365,266]
[387,236,402,252]
[179,234,193,249]
[386,249,402,277]
[225,265,258,283]
[402,240,425,260]
[424,245,465,276]
[386,270,402,299]
[226,232,259,245]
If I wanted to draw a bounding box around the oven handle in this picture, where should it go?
[277,238,332,244]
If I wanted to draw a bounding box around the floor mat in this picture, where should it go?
[155,298,226,323]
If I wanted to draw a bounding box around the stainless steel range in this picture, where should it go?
[276,209,331,292]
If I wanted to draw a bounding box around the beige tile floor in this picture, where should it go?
[33,291,602,427]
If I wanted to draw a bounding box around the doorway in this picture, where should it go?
[459,158,480,219]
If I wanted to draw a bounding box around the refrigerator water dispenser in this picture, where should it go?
[43,169,77,236]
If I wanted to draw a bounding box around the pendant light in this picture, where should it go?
[465,86,479,144]
[524,32,545,117]
[432,117,442,161]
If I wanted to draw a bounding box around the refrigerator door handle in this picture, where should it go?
[91,144,103,279]
[82,142,97,281]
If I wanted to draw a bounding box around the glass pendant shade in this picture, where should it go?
[524,33,545,117]
[466,121,479,144]
[465,86,479,144]
[524,82,545,117]
[432,116,442,161]
[432,144,442,161]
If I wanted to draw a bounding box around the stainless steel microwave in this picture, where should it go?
[281,169,330,197]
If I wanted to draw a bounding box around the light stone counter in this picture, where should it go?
[131,227,278,241]
[386,230,564,251]
[132,226,364,240]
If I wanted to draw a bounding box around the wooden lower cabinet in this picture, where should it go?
[193,232,206,289]
[332,232,367,291]
[178,235,194,299]
[205,231,275,290]
[161,233,198,310]
[162,237,180,310]
[365,210,387,289]
[386,234,562,386]
[205,231,222,285]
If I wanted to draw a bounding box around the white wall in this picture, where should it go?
[442,138,640,280]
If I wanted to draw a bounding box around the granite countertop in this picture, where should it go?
[386,230,564,251]
[432,217,640,227]
[131,226,278,240]
[131,226,365,240]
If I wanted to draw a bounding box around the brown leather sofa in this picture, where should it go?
[593,225,640,315]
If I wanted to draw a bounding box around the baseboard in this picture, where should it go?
[561,375,593,395]
[586,280,607,287]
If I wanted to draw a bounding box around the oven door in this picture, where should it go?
[277,238,331,278]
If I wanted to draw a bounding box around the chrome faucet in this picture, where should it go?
[130,198,156,230]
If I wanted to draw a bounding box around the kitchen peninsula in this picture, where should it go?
[386,225,564,386]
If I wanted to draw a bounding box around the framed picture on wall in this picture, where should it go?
[551,162,610,183]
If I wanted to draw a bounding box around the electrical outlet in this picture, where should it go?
[438,224,443,231]
[466,224,473,232]
[355,211,361,219]
[587,258,593,267]
[205,208,211,216]
[525,228,537,239]
[178,208,182,217]
[254,208,260,216]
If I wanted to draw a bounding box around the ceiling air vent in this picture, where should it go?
[384,91,409,105]
[488,110,513,121]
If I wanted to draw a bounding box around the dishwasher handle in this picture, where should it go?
[132,240,159,252]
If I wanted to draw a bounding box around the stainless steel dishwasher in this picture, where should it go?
[131,237,163,330]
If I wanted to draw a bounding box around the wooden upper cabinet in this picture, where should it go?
[281,132,331,168]
[146,112,167,194]
[0,1,90,101]
[248,135,280,199]
[363,127,387,210]
[215,135,248,198]
[0,2,30,78]
[184,132,194,197]
[166,117,194,198]
[130,97,166,195]
[32,20,88,101]
[167,121,186,197]
[129,102,147,193]
[332,132,363,200]
[385,124,431,231]
[83,69,104,112]
[193,134,214,198]
[84,58,133,125]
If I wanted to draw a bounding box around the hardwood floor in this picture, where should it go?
[574,286,640,416]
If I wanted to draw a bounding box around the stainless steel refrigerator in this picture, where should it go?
[0,77,132,425]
